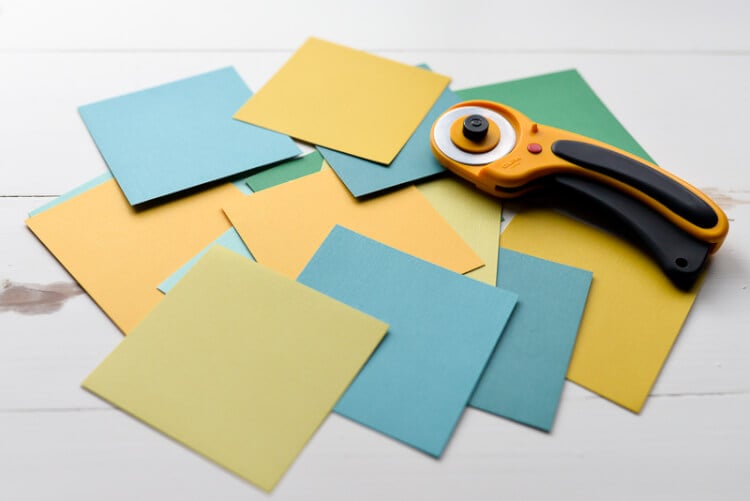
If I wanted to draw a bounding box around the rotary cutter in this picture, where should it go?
[430,100,729,290]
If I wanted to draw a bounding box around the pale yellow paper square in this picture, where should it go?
[26,180,245,333]
[417,176,502,286]
[223,167,484,279]
[83,246,388,492]
[233,37,450,164]
[500,209,701,412]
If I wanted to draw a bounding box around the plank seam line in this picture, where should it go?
[649,390,750,399]
[0,407,114,414]
[0,195,57,198]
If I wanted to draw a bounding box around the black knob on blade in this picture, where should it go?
[463,114,489,141]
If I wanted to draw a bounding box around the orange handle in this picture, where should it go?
[430,100,729,251]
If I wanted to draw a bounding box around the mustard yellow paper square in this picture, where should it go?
[223,167,483,279]
[83,246,388,491]
[26,179,245,333]
[233,37,450,164]
[501,209,701,412]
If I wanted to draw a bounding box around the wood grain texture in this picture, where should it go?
[1,1,749,499]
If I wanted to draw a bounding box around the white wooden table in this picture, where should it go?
[2,1,749,499]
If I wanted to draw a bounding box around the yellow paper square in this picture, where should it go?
[223,167,484,279]
[26,180,245,333]
[500,209,701,412]
[83,246,388,491]
[233,37,450,164]
[417,176,502,286]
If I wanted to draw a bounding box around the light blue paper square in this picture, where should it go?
[28,172,251,217]
[318,86,460,197]
[297,226,518,457]
[78,67,300,205]
[469,249,592,431]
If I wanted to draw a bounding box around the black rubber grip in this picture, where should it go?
[552,174,709,290]
[551,140,718,229]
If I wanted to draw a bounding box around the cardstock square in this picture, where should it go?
[83,246,388,492]
[470,249,592,431]
[223,168,483,279]
[319,84,460,197]
[233,38,450,164]
[159,154,327,295]
[79,67,300,205]
[26,178,246,333]
[455,69,652,160]
[298,226,517,456]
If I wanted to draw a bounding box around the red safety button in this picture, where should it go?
[527,143,543,154]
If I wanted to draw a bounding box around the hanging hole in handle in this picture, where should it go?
[675,257,689,268]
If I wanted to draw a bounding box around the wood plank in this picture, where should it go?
[0,395,747,500]
[0,0,747,52]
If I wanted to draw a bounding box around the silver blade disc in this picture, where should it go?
[432,105,517,165]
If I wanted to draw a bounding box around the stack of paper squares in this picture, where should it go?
[23,35,709,493]
[298,226,518,456]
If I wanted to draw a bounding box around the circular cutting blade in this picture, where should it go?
[432,105,517,165]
